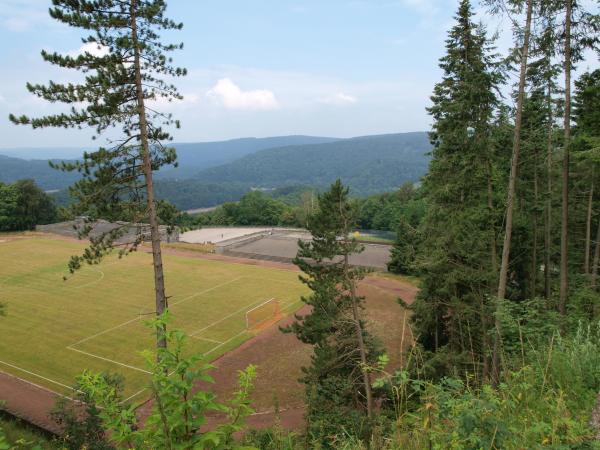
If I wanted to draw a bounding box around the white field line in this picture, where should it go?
[0,359,77,395]
[121,387,149,404]
[170,276,245,307]
[189,296,274,337]
[66,346,150,374]
[69,276,246,348]
[245,298,275,329]
[204,329,248,356]
[69,316,141,347]
[189,336,223,344]
[245,298,276,315]
[281,300,303,313]
[72,268,105,290]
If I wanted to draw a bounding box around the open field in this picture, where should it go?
[0,236,308,401]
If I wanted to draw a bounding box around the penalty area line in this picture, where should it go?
[66,346,150,374]
[204,329,249,357]
[189,335,223,344]
[189,296,274,337]
[0,359,78,398]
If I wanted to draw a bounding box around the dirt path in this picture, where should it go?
[0,372,64,434]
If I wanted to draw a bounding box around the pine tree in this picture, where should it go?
[9,0,186,350]
[491,0,534,383]
[557,0,599,315]
[573,70,600,289]
[282,180,382,444]
[413,0,504,378]
[387,218,418,274]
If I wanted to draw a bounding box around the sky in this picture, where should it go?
[0,0,597,149]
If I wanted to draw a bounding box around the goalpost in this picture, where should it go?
[245,298,282,330]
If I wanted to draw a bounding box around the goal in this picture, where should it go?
[245,298,282,330]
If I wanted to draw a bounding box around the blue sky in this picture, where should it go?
[0,0,596,148]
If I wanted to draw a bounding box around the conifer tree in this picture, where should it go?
[557,0,599,314]
[559,0,574,316]
[9,0,186,350]
[573,70,600,288]
[387,218,418,275]
[413,0,503,378]
[489,0,534,383]
[282,180,382,444]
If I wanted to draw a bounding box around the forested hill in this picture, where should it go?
[156,135,340,179]
[0,132,430,208]
[189,132,431,195]
[0,135,338,190]
[0,155,80,191]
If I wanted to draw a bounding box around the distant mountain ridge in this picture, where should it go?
[156,135,340,179]
[0,132,431,209]
[0,135,339,189]
[192,132,430,193]
[155,132,431,209]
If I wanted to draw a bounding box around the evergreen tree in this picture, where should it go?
[557,0,599,315]
[387,218,418,274]
[412,0,504,378]
[9,0,186,350]
[490,0,534,383]
[573,70,600,289]
[282,180,382,445]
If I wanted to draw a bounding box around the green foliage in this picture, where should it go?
[10,0,186,273]
[387,219,419,275]
[0,180,57,232]
[411,0,505,365]
[282,180,383,447]
[77,313,257,449]
[354,183,425,232]
[164,133,430,206]
[0,414,49,450]
[51,374,122,450]
[495,298,560,356]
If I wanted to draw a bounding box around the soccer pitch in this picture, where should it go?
[0,236,307,401]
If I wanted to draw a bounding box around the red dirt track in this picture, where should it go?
[0,239,418,435]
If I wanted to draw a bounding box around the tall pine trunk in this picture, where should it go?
[344,253,373,420]
[493,0,534,383]
[484,167,497,381]
[559,0,572,316]
[585,181,594,274]
[544,85,554,300]
[131,0,168,350]
[592,219,600,290]
[532,147,539,298]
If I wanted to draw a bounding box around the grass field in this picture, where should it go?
[0,236,308,402]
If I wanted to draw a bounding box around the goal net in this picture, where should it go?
[245,298,282,330]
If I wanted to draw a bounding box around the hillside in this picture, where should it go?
[156,135,339,179]
[187,132,430,194]
[0,155,80,191]
[0,133,430,208]
[0,135,338,190]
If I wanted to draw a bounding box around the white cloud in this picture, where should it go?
[68,42,110,58]
[318,92,358,106]
[206,78,279,111]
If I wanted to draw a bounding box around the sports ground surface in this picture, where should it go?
[0,235,308,402]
